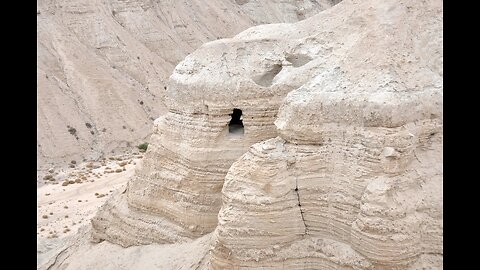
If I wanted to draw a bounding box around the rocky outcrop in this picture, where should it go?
[208,0,443,268]
[53,0,445,269]
[36,0,339,170]
[90,12,330,245]
[211,125,442,269]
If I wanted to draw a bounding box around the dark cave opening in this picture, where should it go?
[228,108,244,135]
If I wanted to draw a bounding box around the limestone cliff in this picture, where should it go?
[209,0,443,268]
[37,0,338,170]
[90,7,331,246]
[46,0,442,268]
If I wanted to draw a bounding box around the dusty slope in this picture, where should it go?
[41,226,214,270]
[41,0,442,269]
[37,155,142,266]
[36,0,338,171]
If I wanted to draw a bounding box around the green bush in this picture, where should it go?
[137,142,149,152]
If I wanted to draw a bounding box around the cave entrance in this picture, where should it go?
[228,108,244,135]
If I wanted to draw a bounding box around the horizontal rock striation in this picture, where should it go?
[208,0,443,268]
[91,6,345,245]
[211,122,442,269]
[37,0,339,170]
[46,0,442,268]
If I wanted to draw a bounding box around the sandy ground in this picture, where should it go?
[36,152,213,270]
[37,154,143,267]
[41,229,213,270]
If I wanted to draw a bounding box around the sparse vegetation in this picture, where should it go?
[42,215,48,219]
[137,142,149,152]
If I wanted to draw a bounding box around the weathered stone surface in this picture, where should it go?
[207,0,442,268]
[90,31,317,246]
[90,1,348,248]
[37,0,338,170]
[50,0,442,268]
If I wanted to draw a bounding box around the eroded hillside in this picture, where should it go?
[39,0,442,269]
[37,0,339,170]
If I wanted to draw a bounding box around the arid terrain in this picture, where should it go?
[37,153,142,265]
[37,0,339,171]
[37,0,442,269]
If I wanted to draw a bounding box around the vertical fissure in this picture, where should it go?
[294,177,308,235]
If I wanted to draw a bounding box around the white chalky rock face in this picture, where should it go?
[90,0,442,268]
[89,1,343,246]
[208,0,443,268]
[36,0,339,170]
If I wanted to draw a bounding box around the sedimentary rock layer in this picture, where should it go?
[45,0,442,268]
[37,0,339,170]
[89,1,444,269]
[208,0,443,268]
[211,123,442,269]
[91,9,340,245]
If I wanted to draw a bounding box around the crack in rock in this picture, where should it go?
[294,177,308,235]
